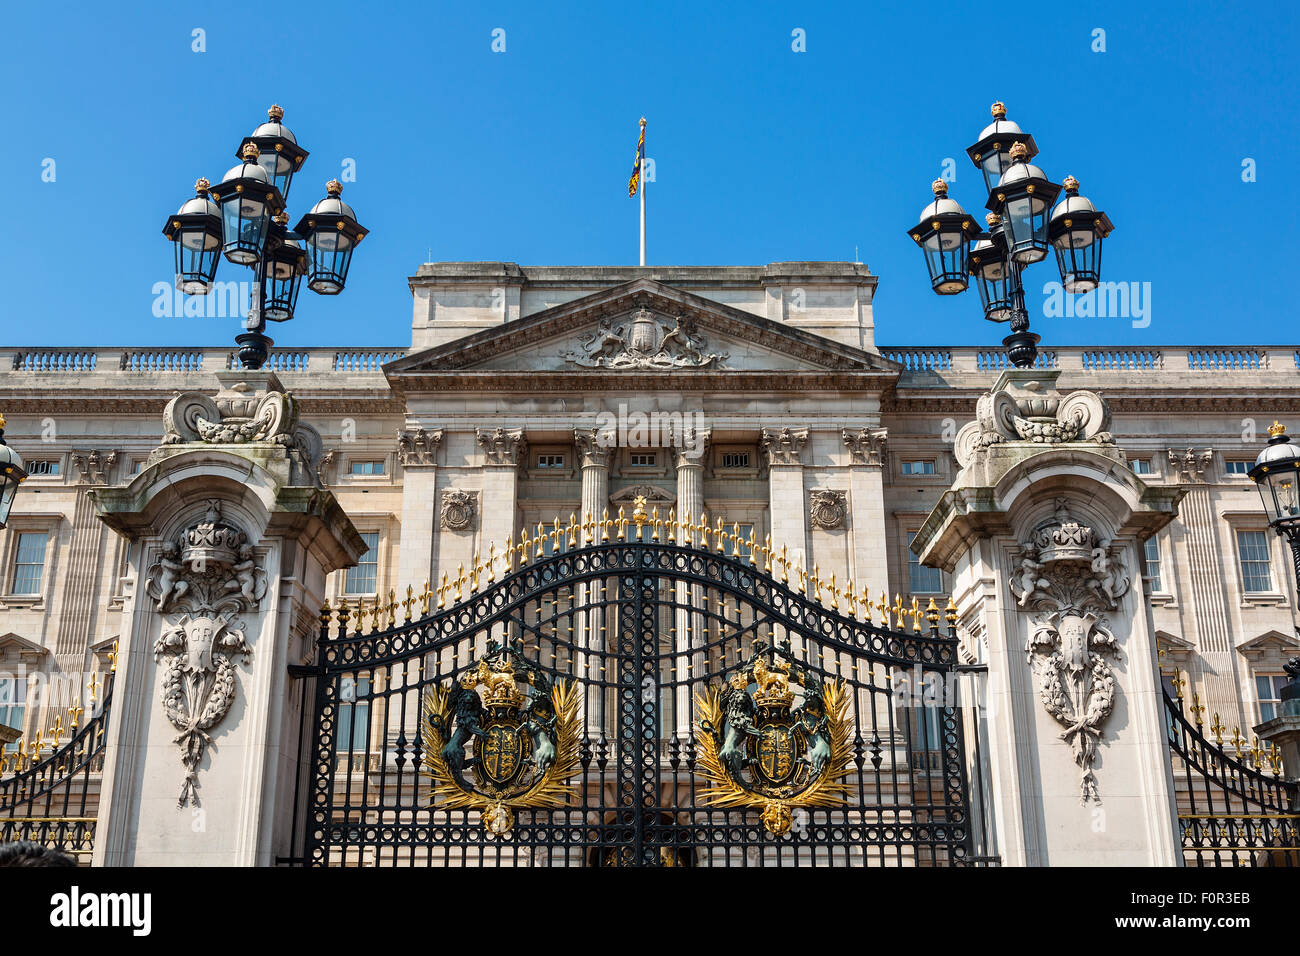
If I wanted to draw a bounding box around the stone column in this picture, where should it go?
[913,369,1185,866]
[87,371,365,866]
[574,428,612,738]
[475,427,525,552]
[842,427,889,603]
[761,427,809,574]
[395,427,443,595]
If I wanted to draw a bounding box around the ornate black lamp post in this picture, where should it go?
[0,414,27,530]
[1249,421,1300,590]
[162,106,368,370]
[906,102,1113,368]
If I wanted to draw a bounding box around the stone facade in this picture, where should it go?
[1,262,1297,759]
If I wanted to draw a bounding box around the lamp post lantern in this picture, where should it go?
[906,101,1115,369]
[1249,421,1300,591]
[162,105,368,370]
[0,414,27,530]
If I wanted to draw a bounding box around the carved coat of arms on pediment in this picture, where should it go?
[562,308,727,369]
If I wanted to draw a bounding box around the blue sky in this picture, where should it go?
[1,1,1296,350]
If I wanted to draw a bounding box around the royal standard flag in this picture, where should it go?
[628,121,645,197]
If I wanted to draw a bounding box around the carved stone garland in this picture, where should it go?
[145,500,267,808]
[1009,498,1130,804]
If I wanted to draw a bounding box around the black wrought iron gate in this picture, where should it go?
[291,523,974,866]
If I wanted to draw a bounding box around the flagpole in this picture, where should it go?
[639,116,646,267]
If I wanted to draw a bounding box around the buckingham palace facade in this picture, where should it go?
[1,259,1297,774]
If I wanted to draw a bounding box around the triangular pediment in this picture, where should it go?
[387,279,896,379]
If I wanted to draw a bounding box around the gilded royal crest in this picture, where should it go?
[421,639,580,834]
[696,640,852,834]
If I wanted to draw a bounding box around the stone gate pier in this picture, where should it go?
[87,371,364,866]
[912,368,1186,865]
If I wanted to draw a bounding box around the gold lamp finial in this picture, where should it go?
[274,210,290,226]
[268,104,284,122]
[1270,421,1287,438]
[241,142,261,162]
[194,177,211,194]
[326,178,343,197]
[986,212,1001,227]
[1062,174,1079,192]
[991,101,1006,119]
[931,178,948,197]
[1008,141,1028,162]
[0,413,6,430]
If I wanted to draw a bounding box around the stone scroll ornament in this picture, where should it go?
[161,385,298,445]
[1009,499,1130,804]
[695,640,852,835]
[145,500,267,807]
[420,639,581,836]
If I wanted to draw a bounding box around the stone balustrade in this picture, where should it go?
[3,347,408,379]
[879,345,1292,381]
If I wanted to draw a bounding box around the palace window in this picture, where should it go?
[1236,530,1274,593]
[721,523,755,559]
[721,451,750,469]
[25,460,59,476]
[10,532,49,595]
[350,460,385,476]
[536,454,566,469]
[1225,460,1252,476]
[901,460,935,476]
[1130,459,1153,475]
[628,452,656,468]
[344,532,380,594]
[336,676,371,751]
[1144,536,1163,592]
[907,531,944,594]
[0,675,25,749]
[1257,674,1290,723]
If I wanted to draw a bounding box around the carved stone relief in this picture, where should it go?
[440,490,478,531]
[144,500,266,808]
[808,490,847,530]
[562,308,727,369]
[1009,498,1130,804]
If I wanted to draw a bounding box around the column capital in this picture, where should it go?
[573,427,614,469]
[761,427,808,466]
[842,427,887,467]
[476,427,526,466]
[396,426,443,467]
[673,428,710,470]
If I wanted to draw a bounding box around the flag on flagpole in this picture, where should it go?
[628,119,645,197]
